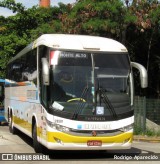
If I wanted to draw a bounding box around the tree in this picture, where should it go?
[125,0,160,97]
[0,0,63,77]
[59,0,126,38]
[0,0,25,13]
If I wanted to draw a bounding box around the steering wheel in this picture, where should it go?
[67,98,86,102]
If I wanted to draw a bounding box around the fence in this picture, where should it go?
[134,96,160,133]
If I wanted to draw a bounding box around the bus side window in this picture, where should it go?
[7,49,37,83]
[21,49,37,84]
[9,62,22,82]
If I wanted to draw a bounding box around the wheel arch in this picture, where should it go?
[32,114,38,138]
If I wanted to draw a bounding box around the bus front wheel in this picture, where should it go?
[33,123,43,153]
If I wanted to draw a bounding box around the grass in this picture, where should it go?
[134,125,160,137]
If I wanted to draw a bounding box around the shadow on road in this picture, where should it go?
[0,122,8,126]
[46,148,141,160]
[16,129,33,148]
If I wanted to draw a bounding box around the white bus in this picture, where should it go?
[5,34,147,153]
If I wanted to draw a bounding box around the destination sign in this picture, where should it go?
[60,52,88,59]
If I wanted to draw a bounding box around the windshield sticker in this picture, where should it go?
[52,102,64,111]
[60,52,87,59]
[96,106,104,115]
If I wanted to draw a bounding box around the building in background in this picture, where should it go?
[39,0,50,8]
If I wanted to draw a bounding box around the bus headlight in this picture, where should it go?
[56,124,70,132]
[46,118,70,132]
[120,124,133,132]
[45,118,55,128]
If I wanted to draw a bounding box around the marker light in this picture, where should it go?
[50,51,59,65]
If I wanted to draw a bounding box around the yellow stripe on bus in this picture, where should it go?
[13,116,32,132]
[47,131,133,143]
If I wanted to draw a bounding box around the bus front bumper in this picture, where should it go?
[43,131,133,150]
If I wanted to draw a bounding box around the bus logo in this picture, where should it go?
[92,131,97,137]
[2,154,13,160]
[77,125,82,129]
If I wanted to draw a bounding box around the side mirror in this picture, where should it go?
[41,58,49,85]
[131,62,148,88]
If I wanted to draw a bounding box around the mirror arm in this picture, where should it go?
[131,62,148,88]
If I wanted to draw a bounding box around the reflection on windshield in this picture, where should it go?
[52,66,92,101]
[96,75,129,93]
[94,53,130,94]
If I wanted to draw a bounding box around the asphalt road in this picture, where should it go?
[0,123,160,164]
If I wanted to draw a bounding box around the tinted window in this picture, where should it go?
[7,49,37,83]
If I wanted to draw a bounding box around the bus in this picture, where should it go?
[5,34,148,153]
[0,79,6,125]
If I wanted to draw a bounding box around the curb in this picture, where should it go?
[133,136,160,143]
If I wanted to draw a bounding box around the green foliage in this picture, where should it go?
[60,0,125,37]
[0,33,28,77]
[29,21,61,41]
[134,125,160,137]
[0,0,64,77]
[0,0,25,13]
[134,125,143,135]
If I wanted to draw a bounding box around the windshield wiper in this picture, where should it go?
[72,85,88,119]
[97,86,117,119]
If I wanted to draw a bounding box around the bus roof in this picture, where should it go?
[9,34,128,64]
[34,34,128,52]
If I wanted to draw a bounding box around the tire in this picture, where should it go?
[33,123,43,153]
[9,112,17,134]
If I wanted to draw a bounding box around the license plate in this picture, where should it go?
[87,140,102,146]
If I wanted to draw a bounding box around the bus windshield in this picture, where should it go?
[49,51,131,120]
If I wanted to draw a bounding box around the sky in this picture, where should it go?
[0,0,76,17]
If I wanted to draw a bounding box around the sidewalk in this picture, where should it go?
[134,135,160,143]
